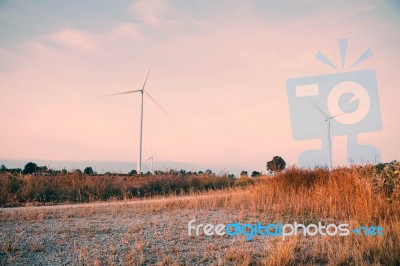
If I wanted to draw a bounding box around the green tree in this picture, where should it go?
[23,162,38,175]
[84,167,94,175]
[267,156,286,173]
[179,169,186,176]
[129,170,137,175]
[0,164,7,172]
[74,169,82,174]
[39,166,48,174]
[240,171,248,177]
[251,171,261,177]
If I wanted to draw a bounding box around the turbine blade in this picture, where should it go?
[307,97,329,119]
[100,89,142,97]
[144,91,171,117]
[142,57,153,91]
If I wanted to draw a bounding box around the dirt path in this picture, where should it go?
[0,190,264,265]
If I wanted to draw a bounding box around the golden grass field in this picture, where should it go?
[1,165,399,265]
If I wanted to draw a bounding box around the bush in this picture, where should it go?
[84,167,94,175]
[236,176,254,187]
[372,161,400,200]
[101,186,123,200]
[23,162,38,175]
[0,172,242,206]
[8,175,23,194]
[267,156,286,173]
[277,167,330,189]
[251,171,261,177]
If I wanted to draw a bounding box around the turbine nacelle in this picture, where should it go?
[307,97,346,168]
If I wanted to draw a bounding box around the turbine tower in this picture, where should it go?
[146,155,154,174]
[102,59,169,174]
[307,97,344,168]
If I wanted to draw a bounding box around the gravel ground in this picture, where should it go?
[0,198,276,265]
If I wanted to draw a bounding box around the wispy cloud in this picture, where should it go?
[356,0,383,11]
[128,0,205,31]
[113,22,142,40]
[51,29,101,53]
[46,23,142,56]
[129,0,167,26]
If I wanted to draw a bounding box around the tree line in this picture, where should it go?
[0,155,286,177]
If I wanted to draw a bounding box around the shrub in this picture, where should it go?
[0,172,243,206]
[101,186,123,200]
[236,176,254,187]
[251,171,261,177]
[23,162,38,175]
[267,156,286,173]
[372,160,400,200]
[84,167,94,175]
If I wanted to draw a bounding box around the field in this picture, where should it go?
[1,165,399,265]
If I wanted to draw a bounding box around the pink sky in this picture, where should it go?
[0,0,399,173]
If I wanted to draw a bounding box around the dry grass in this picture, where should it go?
[1,165,399,265]
[0,172,246,207]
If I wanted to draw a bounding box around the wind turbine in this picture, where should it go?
[145,155,154,174]
[102,59,170,174]
[307,97,344,168]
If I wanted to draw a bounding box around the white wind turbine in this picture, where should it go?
[145,155,154,174]
[307,97,344,168]
[102,60,170,174]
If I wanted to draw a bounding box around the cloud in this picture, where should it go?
[127,0,204,31]
[112,22,142,41]
[51,29,100,52]
[129,0,166,26]
[356,0,383,11]
[47,23,142,56]
[50,28,101,54]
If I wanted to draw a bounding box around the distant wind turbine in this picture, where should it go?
[145,155,154,174]
[101,59,170,174]
[307,97,344,168]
